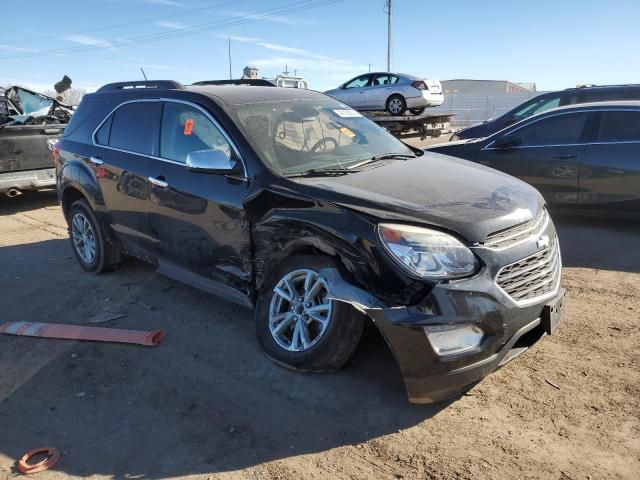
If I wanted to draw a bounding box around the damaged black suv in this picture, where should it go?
[56,80,565,403]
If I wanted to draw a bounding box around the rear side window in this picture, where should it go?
[160,102,232,164]
[578,89,640,102]
[109,102,161,155]
[597,111,640,142]
[515,113,589,146]
[372,74,398,86]
[95,115,113,145]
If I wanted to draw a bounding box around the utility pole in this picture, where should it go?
[228,36,232,79]
[385,0,392,71]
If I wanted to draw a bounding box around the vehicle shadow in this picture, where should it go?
[0,238,446,479]
[0,189,58,215]
[553,213,640,273]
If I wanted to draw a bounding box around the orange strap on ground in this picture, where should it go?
[0,322,164,347]
[17,447,60,474]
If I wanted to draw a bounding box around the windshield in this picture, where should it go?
[230,98,414,176]
[7,87,54,117]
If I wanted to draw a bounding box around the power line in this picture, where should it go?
[0,0,344,60]
[0,0,247,46]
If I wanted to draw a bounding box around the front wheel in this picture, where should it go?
[386,95,407,115]
[255,255,364,372]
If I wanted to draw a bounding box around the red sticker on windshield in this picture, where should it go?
[184,118,194,135]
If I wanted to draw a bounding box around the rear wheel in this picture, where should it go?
[68,199,121,273]
[386,95,407,115]
[256,255,364,372]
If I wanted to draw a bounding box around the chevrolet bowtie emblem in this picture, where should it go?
[536,235,550,250]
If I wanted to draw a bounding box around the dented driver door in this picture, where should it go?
[146,100,252,301]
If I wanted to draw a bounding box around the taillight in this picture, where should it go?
[411,81,428,91]
[48,139,61,165]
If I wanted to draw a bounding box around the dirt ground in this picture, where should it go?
[1,187,638,480]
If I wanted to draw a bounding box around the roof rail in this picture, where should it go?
[568,83,640,90]
[97,80,184,92]
[192,79,275,87]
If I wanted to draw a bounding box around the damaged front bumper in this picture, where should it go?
[321,267,565,404]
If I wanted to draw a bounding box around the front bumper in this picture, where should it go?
[320,219,565,403]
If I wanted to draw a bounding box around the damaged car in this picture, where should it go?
[56,80,565,403]
[0,86,72,197]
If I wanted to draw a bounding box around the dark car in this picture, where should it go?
[450,84,640,141]
[56,80,564,403]
[429,101,640,217]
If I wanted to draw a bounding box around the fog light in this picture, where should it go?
[424,325,485,356]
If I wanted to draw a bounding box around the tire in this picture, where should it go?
[410,107,426,115]
[255,254,364,372]
[68,199,122,273]
[386,94,407,115]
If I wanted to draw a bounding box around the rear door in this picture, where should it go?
[578,109,640,214]
[476,111,593,205]
[365,74,399,109]
[89,100,161,255]
[146,100,251,294]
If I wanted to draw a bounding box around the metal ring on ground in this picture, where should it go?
[17,447,60,474]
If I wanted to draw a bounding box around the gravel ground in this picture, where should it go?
[0,188,638,480]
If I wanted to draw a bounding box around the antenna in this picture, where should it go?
[140,67,148,81]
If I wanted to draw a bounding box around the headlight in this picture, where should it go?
[378,223,478,280]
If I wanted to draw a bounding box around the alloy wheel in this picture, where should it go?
[389,98,404,114]
[268,269,333,352]
[71,212,96,264]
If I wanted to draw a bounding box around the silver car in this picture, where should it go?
[324,72,444,115]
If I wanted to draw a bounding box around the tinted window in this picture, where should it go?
[372,74,398,86]
[344,75,370,89]
[95,114,113,145]
[597,111,640,142]
[160,102,232,164]
[109,102,160,155]
[512,95,561,122]
[515,113,589,146]
[578,89,640,103]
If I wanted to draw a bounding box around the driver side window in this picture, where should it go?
[160,102,231,164]
[513,113,589,147]
[344,75,371,89]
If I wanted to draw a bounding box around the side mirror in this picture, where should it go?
[186,149,237,174]
[492,135,522,150]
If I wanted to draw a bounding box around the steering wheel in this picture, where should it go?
[310,137,338,153]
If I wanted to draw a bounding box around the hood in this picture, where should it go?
[291,153,543,242]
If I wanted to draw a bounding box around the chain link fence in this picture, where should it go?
[432,92,544,127]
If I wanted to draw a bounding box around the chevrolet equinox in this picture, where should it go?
[55,80,565,403]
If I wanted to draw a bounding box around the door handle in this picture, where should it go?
[89,156,104,165]
[552,153,577,160]
[148,176,169,188]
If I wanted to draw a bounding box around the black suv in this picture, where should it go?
[57,80,565,403]
[451,84,640,141]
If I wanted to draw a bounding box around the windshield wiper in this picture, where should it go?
[347,152,417,170]
[284,166,358,178]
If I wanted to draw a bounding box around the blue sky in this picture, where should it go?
[1,0,639,93]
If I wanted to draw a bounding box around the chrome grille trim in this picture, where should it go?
[480,208,549,251]
[496,236,562,306]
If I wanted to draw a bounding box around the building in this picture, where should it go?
[433,79,540,127]
[442,79,536,95]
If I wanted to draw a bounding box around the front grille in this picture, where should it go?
[482,208,549,250]
[496,236,561,303]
